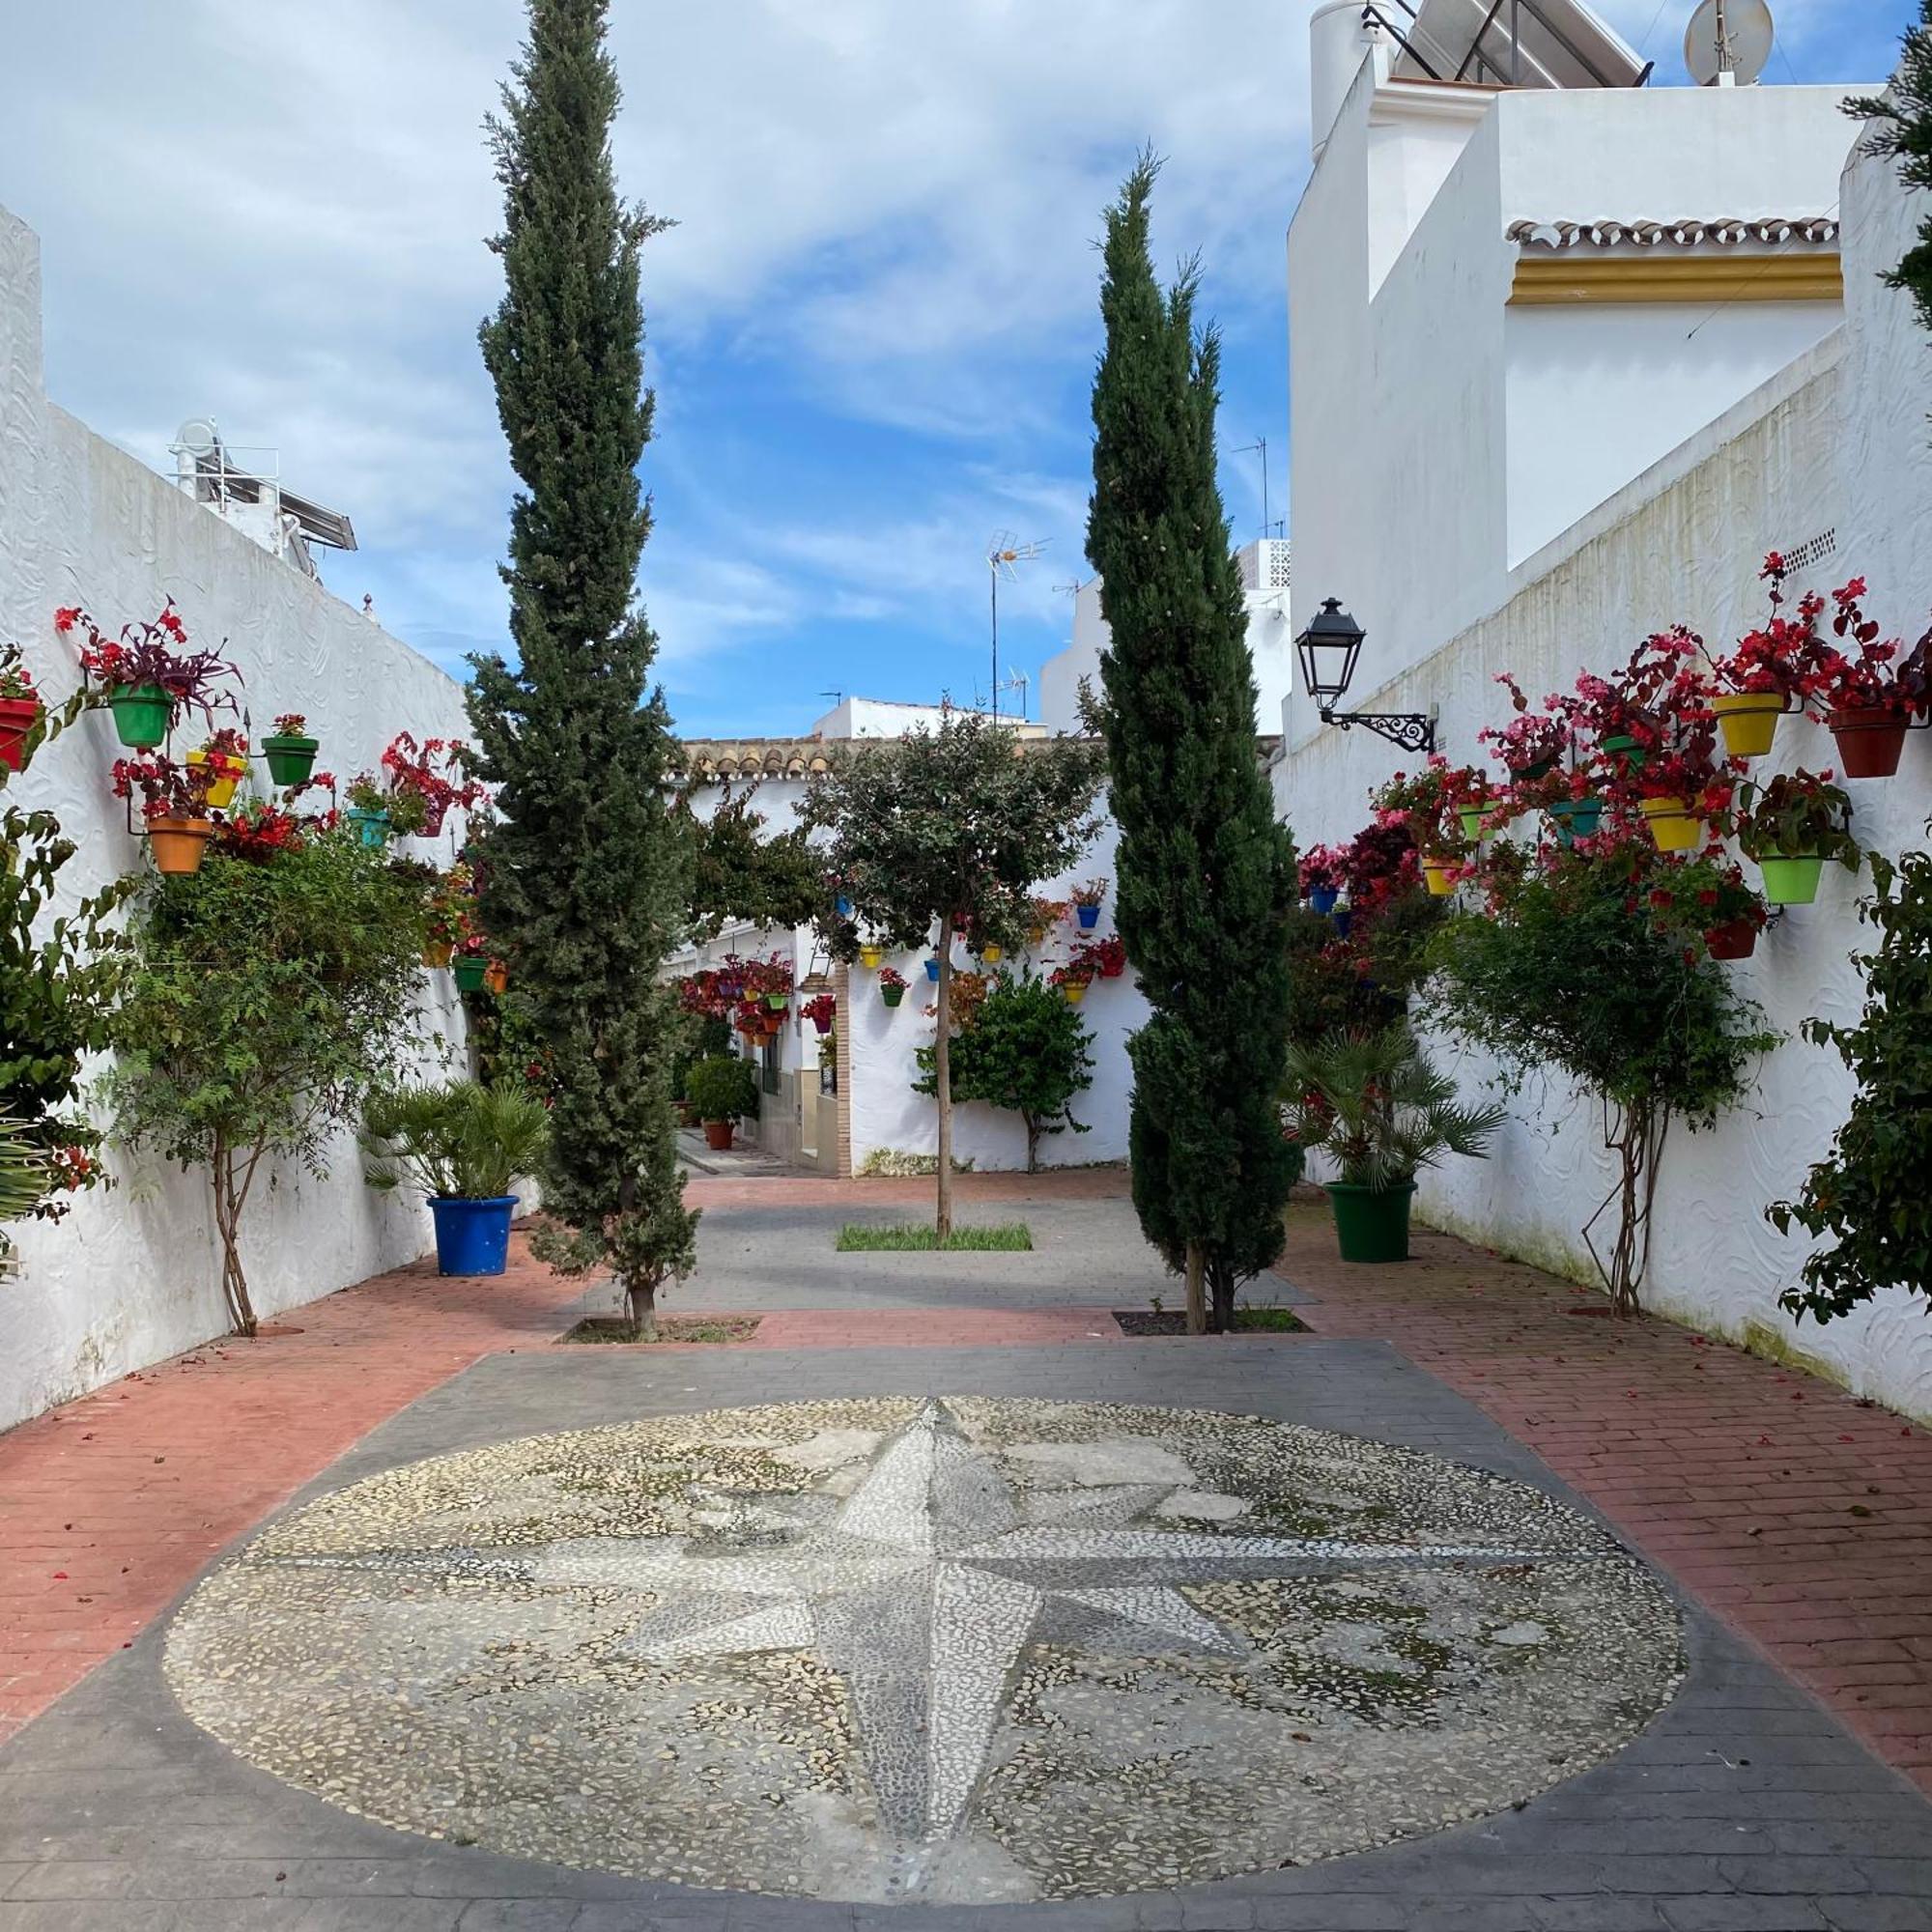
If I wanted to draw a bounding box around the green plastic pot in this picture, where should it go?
[1457,806,1486,842]
[1755,855,1825,905]
[262,733,318,786]
[1601,734,1648,769]
[107,684,170,750]
[1326,1180,1416,1264]
[453,955,489,993]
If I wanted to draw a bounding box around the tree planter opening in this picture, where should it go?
[1704,919,1759,961]
[1326,1180,1416,1264]
[262,733,319,787]
[453,955,489,993]
[0,696,43,772]
[1307,885,1340,916]
[1826,707,1911,781]
[146,816,215,875]
[347,807,390,849]
[429,1195,517,1276]
[1756,855,1826,905]
[1421,858,1456,896]
[1713,693,1785,759]
[107,683,170,751]
[1639,797,1700,852]
[702,1119,735,1151]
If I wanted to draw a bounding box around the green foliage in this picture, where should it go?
[1086,154,1302,1330]
[0,1119,54,1268]
[685,1054,759,1123]
[835,1222,1033,1252]
[1281,1025,1507,1191]
[913,975,1094,1172]
[1284,890,1447,1050]
[467,0,696,1330]
[103,832,430,1334]
[1769,835,1932,1321]
[1848,4,1932,338]
[361,1077,551,1201]
[682,783,826,940]
[1734,771,1860,868]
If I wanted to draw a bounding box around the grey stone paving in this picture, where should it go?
[3,1342,1928,1931]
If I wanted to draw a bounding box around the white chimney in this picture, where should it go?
[1310,0,1378,162]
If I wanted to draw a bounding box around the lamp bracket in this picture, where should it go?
[1318,705,1437,755]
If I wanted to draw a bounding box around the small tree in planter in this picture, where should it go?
[1282,1025,1506,1263]
[797,710,1104,1237]
[1733,770,1861,906]
[102,828,432,1335]
[1769,818,1932,1322]
[914,974,1094,1172]
[685,1054,758,1152]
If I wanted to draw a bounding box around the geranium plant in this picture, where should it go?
[213,801,307,865]
[272,712,310,738]
[0,650,38,703]
[1811,577,1932,715]
[381,732,485,838]
[1071,933,1127,980]
[801,990,838,1034]
[1706,555,1835,702]
[1297,842,1348,898]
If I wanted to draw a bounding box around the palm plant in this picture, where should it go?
[0,1117,52,1269]
[1282,1025,1507,1191]
[362,1078,550,1202]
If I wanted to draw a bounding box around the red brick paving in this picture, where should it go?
[1280,1214,1932,1798]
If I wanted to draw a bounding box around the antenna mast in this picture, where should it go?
[986,533,1046,724]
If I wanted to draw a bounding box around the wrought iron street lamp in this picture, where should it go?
[1293,598,1436,754]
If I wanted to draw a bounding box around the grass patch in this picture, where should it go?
[836,1222,1034,1253]
[561,1315,762,1345]
[1114,1306,1307,1336]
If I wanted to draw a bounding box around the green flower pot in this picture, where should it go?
[765,992,788,1012]
[1457,806,1486,842]
[1601,734,1648,770]
[262,733,318,786]
[1755,855,1825,906]
[453,955,489,993]
[1326,1180,1416,1264]
[880,983,905,1009]
[107,683,170,750]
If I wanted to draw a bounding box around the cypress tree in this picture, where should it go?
[1849,3,1932,337]
[467,0,696,1336]
[1087,156,1301,1335]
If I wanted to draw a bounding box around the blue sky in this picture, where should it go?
[0,2,1918,739]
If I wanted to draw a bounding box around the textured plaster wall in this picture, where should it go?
[1273,128,1932,1424]
[0,204,474,1432]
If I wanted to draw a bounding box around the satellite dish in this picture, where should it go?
[1686,0,1775,86]
[173,416,219,457]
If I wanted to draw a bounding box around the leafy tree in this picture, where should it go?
[1427,850,1777,1315]
[1769,832,1932,1321]
[1849,4,1932,337]
[915,974,1094,1172]
[680,781,826,941]
[466,0,696,1336]
[103,833,429,1335]
[1087,155,1303,1333]
[798,712,1103,1236]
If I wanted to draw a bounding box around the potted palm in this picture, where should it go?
[361,1076,550,1277]
[1734,769,1860,906]
[1282,1025,1507,1264]
[686,1053,759,1152]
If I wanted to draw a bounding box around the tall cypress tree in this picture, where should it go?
[1087,156,1301,1335]
[1849,3,1932,336]
[468,0,696,1336]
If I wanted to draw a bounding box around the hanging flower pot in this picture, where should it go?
[765,991,788,1012]
[880,981,905,1009]
[185,748,243,810]
[1756,855,1826,905]
[1307,885,1340,916]
[1547,795,1605,844]
[1508,755,1556,783]
[146,815,215,875]
[980,942,1004,963]
[1639,797,1700,852]
[0,696,43,772]
[1600,734,1647,770]
[1027,924,1046,950]
[484,962,509,995]
[1327,1181,1416,1264]
[811,1014,833,1036]
[262,732,320,787]
[1421,858,1457,896]
[1062,980,1088,1006]
[1826,706,1910,781]
[1704,919,1759,961]
[1330,907,1353,939]
[346,806,391,849]
[835,894,854,920]
[1457,806,1486,843]
[423,940,454,969]
[923,956,941,982]
[858,943,885,971]
[1712,693,1785,759]
[454,954,489,993]
[107,683,170,750]
[1075,904,1100,931]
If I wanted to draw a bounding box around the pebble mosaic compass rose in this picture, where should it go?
[166,1398,1684,1903]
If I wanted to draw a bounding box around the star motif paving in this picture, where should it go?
[165,1398,1685,1902]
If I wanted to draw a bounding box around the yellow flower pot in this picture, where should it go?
[186,748,242,810]
[980,943,1003,963]
[1422,858,1457,896]
[1640,797,1701,852]
[1062,981,1088,1006]
[1712,692,1785,760]
[858,944,885,971]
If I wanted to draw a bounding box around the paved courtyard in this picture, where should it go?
[2,1177,1929,1929]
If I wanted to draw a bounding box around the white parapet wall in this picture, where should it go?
[1272,128,1932,1424]
[0,204,475,1432]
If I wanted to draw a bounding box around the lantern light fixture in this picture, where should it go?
[1293,598,1437,755]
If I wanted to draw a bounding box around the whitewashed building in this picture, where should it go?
[1273,3,1932,1419]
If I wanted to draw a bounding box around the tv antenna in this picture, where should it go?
[1234,436,1272,540]
[999,668,1032,723]
[986,533,1046,724]
[1685,0,1774,87]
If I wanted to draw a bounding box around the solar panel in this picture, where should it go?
[1374,0,1650,90]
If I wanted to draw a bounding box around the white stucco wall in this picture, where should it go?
[1273,124,1932,1423]
[0,205,474,1432]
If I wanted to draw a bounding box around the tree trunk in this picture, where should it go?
[210,1134,258,1338]
[1024,1112,1039,1176]
[623,1274,659,1341]
[934,938,953,1242]
[1208,1259,1236,1335]
[1183,1240,1207,1336]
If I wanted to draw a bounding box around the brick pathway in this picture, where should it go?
[1280,1218,1932,1799]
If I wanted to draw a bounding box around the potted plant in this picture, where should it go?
[686,1053,759,1151]
[0,650,44,773]
[1297,842,1348,915]
[923,952,943,981]
[262,712,320,787]
[187,725,250,810]
[381,732,485,838]
[1734,769,1860,906]
[1282,1024,1507,1264]
[213,799,308,866]
[57,601,241,749]
[858,940,886,970]
[1436,764,1493,843]
[1808,577,1931,780]
[1050,961,1094,1006]
[424,862,473,968]
[453,936,491,992]
[801,990,838,1036]
[1479,674,1573,781]
[344,772,393,847]
[1639,854,1770,961]
[1702,555,1834,758]
[878,964,908,1008]
[361,1076,549,1277]
[109,752,221,875]
[1070,877,1108,930]
[484,960,509,995]
[1026,895,1067,947]
[1531,766,1605,846]
[1085,933,1127,980]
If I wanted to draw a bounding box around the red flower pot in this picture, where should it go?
[1827,706,1909,780]
[0,696,43,772]
[702,1120,735,1152]
[1704,919,1759,962]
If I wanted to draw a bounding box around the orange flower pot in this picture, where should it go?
[483,963,509,995]
[147,816,215,876]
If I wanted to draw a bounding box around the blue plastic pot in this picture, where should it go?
[924,956,941,982]
[835,895,854,920]
[429,1195,516,1276]
[1308,886,1340,916]
[347,806,390,849]
[1330,907,1353,939]
[1076,904,1100,930]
